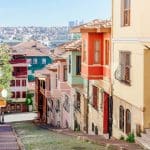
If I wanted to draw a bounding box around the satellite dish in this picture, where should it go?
[1,89,8,98]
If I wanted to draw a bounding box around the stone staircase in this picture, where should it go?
[136,129,150,149]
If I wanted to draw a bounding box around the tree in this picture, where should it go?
[0,45,13,97]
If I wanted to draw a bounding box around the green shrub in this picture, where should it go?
[126,133,135,143]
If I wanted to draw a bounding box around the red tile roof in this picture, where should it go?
[71,19,111,33]
[11,40,50,57]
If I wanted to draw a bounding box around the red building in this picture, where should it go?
[71,20,113,137]
[6,53,28,113]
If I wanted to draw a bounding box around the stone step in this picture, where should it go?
[145,129,150,134]
[141,133,150,139]
[136,137,150,149]
[0,142,20,150]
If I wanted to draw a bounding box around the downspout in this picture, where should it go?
[86,79,89,133]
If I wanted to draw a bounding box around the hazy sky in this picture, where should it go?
[0,0,111,27]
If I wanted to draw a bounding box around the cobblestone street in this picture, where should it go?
[11,121,143,150]
[12,121,107,150]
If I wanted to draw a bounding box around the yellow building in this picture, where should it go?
[112,0,150,138]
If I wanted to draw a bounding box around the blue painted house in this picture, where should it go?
[12,40,52,82]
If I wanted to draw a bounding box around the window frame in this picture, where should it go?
[119,51,131,85]
[119,105,124,132]
[94,40,100,64]
[42,58,46,65]
[33,58,38,64]
[63,65,67,81]
[121,0,131,26]
[104,40,110,65]
[92,86,99,110]
[76,55,81,75]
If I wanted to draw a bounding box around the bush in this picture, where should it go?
[126,133,135,143]
[25,92,33,105]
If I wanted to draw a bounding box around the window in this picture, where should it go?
[75,92,81,111]
[121,0,130,26]
[11,92,15,98]
[22,91,26,98]
[10,80,15,86]
[16,80,20,86]
[42,58,46,64]
[104,40,110,65]
[119,106,124,131]
[68,55,71,73]
[16,92,20,98]
[119,51,131,84]
[92,123,95,132]
[76,56,81,75]
[63,65,67,81]
[56,74,57,88]
[55,100,60,112]
[126,109,131,134]
[92,86,99,110]
[22,80,26,86]
[33,58,38,64]
[83,40,87,63]
[58,65,60,80]
[63,95,70,113]
[94,40,100,64]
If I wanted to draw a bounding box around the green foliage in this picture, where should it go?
[25,92,34,105]
[126,133,135,143]
[0,45,13,96]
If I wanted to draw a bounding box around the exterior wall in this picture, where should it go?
[67,51,83,86]
[112,0,150,39]
[112,0,150,137]
[81,32,111,80]
[113,95,143,139]
[10,78,27,102]
[73,87,88,133]
[88,80,110,135]
[144,50,150,128]
[8,54,28,113]
[27,56,52,81]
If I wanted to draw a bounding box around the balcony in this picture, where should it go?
[10,59,26,64]
[81,64,110,80]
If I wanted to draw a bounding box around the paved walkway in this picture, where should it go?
[0,124,20,150]
[5,112,37,123]
[37,123,143,150]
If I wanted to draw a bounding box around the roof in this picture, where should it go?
[64,40,82,51]
[11,40,50,57]
[71,19,111,33]
[35,67,50,77]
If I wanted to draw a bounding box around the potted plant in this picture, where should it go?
[25,92,33,112]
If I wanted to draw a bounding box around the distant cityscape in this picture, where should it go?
[0,20,83,49]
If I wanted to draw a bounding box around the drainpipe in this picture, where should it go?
[86,79,89,133]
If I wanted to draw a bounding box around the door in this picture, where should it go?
[103,92,109,133]
[126,109,131,134]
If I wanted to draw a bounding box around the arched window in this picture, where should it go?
[119,106,124,131]
[126,109,131,134]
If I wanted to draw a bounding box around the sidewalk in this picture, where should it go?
[0,124,21,150]
[36,123,143,150]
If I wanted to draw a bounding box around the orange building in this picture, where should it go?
[72,20,112,137]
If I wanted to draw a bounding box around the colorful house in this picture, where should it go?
[12,40,52,82]
[71,20,112,136]
[35,68,50,123]
[112,0,150,144]
[9,52,28,112]
[65,40,86,131]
